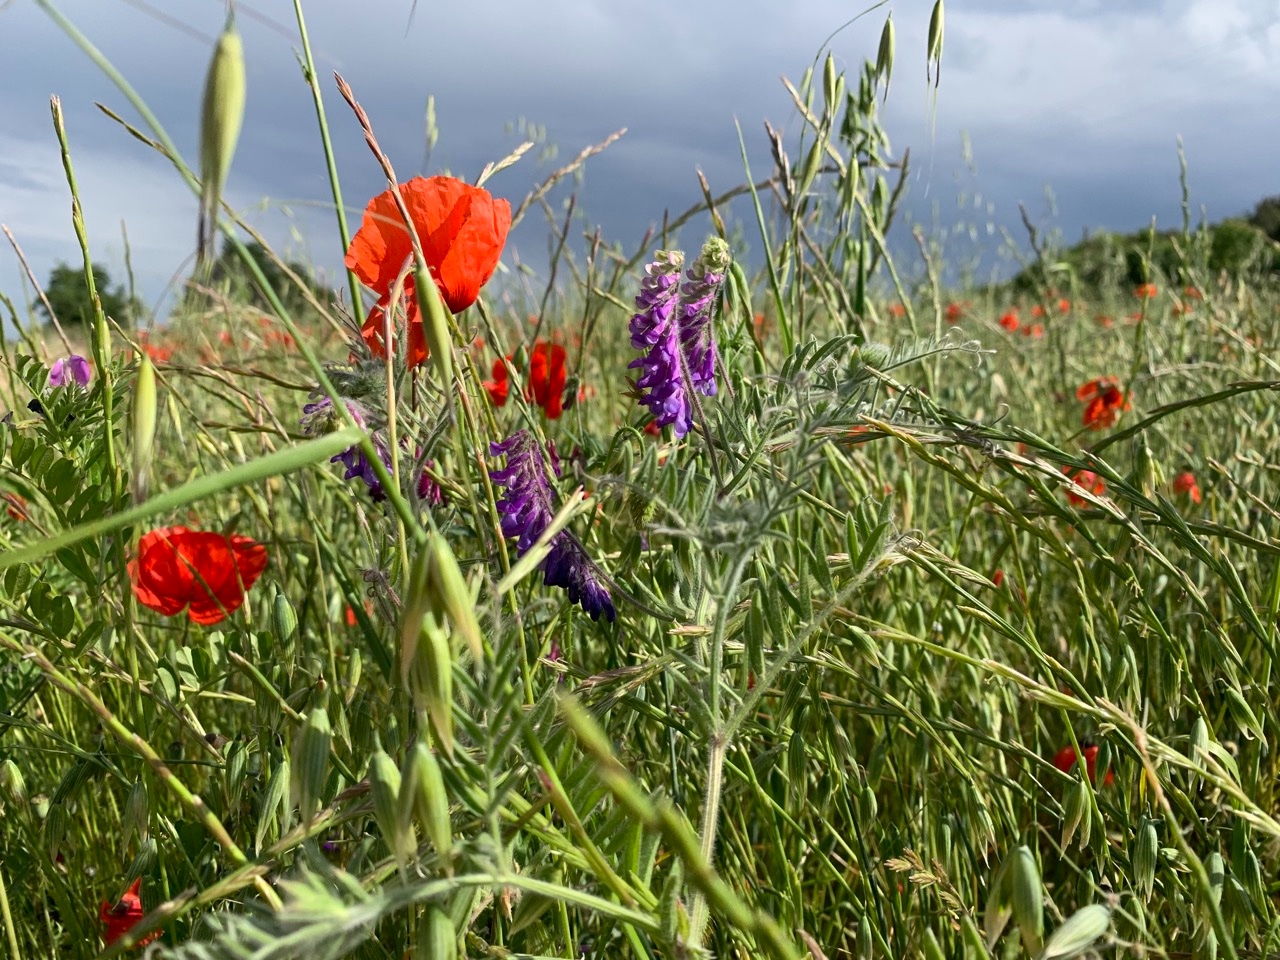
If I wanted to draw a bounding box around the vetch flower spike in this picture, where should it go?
[490,430,615,622]
[628,237,730,438]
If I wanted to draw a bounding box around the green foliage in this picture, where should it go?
[182,238,333,316]
[37,261,138,327]
[1248,194,1280,241]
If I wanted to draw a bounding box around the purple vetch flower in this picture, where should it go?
[415,458,445,505]
[300,394,390,501]
[489,430,616,623]
[627,238,730,438]
[48,355,91,389]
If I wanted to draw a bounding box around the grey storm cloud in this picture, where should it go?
[1,0,1278,315]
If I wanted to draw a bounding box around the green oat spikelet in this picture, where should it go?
[197,10,247,269]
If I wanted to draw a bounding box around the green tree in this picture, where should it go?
[37,262,138,327]
[183,238,330,315]
[1249,195,1280,242]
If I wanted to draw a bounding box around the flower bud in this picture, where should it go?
[130,354,157,502]
[198,15,247,266]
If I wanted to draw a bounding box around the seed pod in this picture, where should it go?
[1062,775,1091,850]
[45,801,69,862]
[1134,819,1158,900]
[290,706,331,823]
[1041,904,1110,960]
[198,14,246,267]
[122,836,158,891]
[921,927,945,960]
[370,748,414,868]
[416,904,456,960]
[1205,851,1225,907]
[658,858,685,949]
[1009,845,1044,956]
[926,0,945,87]
[273,591,298,644]
[130,354,157,502]
[822,52,838,119]
[406,742,452,869]
[0,758,27,807]
[122,779,149,847]
[255,757,290,854]
[876,14,895,101]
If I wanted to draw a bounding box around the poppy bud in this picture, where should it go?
[130,354,157,503]
[198,15,246,267]
[290,706,331,823]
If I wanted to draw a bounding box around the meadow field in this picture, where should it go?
[3,3,1280,959]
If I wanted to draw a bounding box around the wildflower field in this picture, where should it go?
[4,3,1280,959]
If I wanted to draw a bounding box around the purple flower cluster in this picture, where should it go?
[490,430,615,622]
[48,355,91,389]
[628,237,730,437]
[301,395,390,501]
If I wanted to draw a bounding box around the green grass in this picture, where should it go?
[3,3,1280,959]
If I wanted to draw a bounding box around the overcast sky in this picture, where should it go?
[1,0,1277,320]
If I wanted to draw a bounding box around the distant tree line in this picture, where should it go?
[36,239,333,328]
[1009,195,1280,294]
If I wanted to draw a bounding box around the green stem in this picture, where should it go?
[290,0,363,312]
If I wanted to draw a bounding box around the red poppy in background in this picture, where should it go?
[1077,377,1129,429]
[129,527,267,625]
[484,357,510,407]
[1052,744,1114,787]
[998,309,1019,332]
[1134,282,1158,299]
[1172,470,1203,504]
[945,302,963,324]
[1057,297,1072,315]
[3,492,27,522]
[1023,323,1045,339]
[1064,468,1106,506]
[888,302,906,318]
[1095,314,1114,329]
[1030,304,1044,318]
[528,340,567,419]
[100,878,158,948]
[346,176,511,368]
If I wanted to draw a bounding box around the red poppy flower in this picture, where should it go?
[1057,297,1071,315]
[644,419,661,436]
[1030,304,1044,318]
[1023,323,1045,339]
[345,176,511,369]
[1052,744,1114,787]
[1183,285,1203,300]
[129,527,267,625]
[3,492,27,522]
[1172,470,1202,504]
[1134,283,1158,299]
[100,878,158,948]
[527,340,567,419]
[998,309,1019,332]
[1064,468,1106,506]
[888,302,906,318]
[484,357,510,407]
[1095,314,1114,329]
[945,302,963,324]
[1077,377,1129,429]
